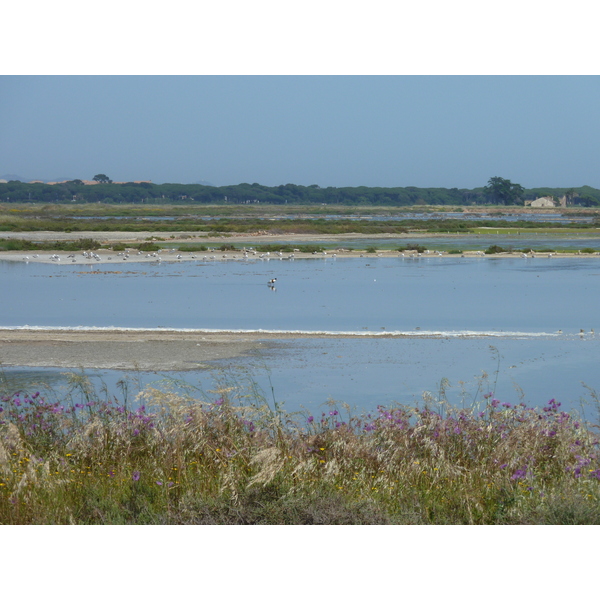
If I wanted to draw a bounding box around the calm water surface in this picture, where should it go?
[3,255,600,415]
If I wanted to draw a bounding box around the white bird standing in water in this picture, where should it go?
[268,278,277,285]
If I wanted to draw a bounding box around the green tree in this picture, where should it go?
[565,188,578,205]
[93,174,112,184]
[576,194,600,207]
[483,177,524,205]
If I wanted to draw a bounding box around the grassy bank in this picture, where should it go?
[2,373,599,524]
[2,215,600,236]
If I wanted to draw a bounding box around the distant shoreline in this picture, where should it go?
[1,248,598,265]
[1,229,599,264]
[2,222,600,257]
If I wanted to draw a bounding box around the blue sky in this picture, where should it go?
[2,3,599,190]
[2,75,599,189]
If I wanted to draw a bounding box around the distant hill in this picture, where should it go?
[153,179,216,186]
[50,176,76,183]
[0,173,29,182]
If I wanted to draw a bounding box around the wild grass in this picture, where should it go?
[3,210,600,236]
[0,238,102,252]
[1,372,600,524]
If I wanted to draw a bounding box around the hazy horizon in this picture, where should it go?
[1,173,599,192]
[2,76,600,191]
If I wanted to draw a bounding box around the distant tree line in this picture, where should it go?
[1,176,599,207]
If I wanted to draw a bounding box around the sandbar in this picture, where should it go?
[0,328,421,371]
[0,328,278,371]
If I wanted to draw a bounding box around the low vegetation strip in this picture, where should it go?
[2,214,600,236]
[1,374,599,524]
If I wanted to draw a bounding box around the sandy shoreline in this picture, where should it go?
[0,327,570,372]
[1,230,600,264]
[1,249,597,265]
[0,329,282,371]
[0,329,375,371]
[0,328,404,371]
[1,245,599,266]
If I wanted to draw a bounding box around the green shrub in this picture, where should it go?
[136,242,161,252]
[177,244,208,252]
[485,245,507,254]
[397,244,427,253]
[253,244,292,253]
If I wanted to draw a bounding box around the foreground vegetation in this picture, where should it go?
[2,373,600,524]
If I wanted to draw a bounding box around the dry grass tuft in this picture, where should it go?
[2,375,600,524]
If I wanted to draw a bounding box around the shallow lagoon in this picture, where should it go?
[2,335,599,418]
[2,255,600,416]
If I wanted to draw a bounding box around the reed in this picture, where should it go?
[1,372,599,524]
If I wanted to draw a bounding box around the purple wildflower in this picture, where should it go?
[132,471,141,481]
[511,467,527,480]
[307,415,314,424]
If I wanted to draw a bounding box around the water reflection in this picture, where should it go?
[2,334,599,417]
[0,368,69,395]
